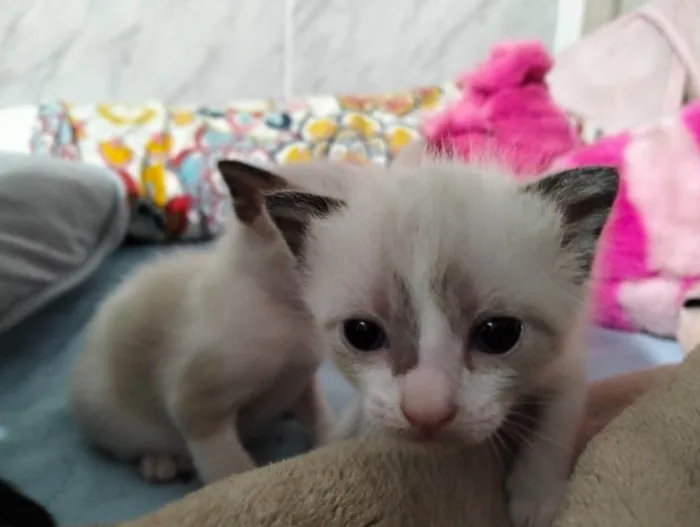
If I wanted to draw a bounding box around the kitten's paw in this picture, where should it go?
[508,490,564,527]
[138,454,192,484]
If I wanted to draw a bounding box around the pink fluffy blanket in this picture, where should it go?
[424,40,581,176]
[553,107,700,337]
[425,39,700,338]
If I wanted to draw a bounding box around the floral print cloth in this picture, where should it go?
[30,84,459,242]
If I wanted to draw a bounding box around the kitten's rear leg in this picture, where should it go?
[70,380,190,482]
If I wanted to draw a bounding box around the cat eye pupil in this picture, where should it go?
[472,316,522,355]
[343,319,387,352]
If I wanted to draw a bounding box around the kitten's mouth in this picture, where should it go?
[394,417,504,446]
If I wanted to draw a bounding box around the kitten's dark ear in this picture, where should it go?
[217,159,289,225]
[264,191,346,257]
[523,166,619,279]
[217,159,345,256]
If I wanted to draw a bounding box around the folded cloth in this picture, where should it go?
[0,152,128,335]
[16,85,458,242]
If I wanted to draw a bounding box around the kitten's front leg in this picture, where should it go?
[173,352,259,483]
[292,378,333,446]
[172,389,256,483]
[507,382,585,527]
[184,417,257,484]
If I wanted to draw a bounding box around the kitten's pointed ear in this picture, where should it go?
[393,139,429,167]
[264,191,346,257]
[217,159,346,256]
[217,159,289,225]
[523,166,620,278]
[218,159,288,193]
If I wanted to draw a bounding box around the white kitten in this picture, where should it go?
[231,149,619,527]
[69,161,340,485]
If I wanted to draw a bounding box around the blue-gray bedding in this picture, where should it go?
[0,244,685,525]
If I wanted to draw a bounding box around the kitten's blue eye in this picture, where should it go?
[342,318,388,352]
[472,316,522,355]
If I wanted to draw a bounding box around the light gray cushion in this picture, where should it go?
[0,153,129,334]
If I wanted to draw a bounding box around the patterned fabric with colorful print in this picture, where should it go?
[30,84,459,242]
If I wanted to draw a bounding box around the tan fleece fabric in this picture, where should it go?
[119,437,509,527]
[555,350,700,527]
[98,362,679,527]
[572,363,676,462]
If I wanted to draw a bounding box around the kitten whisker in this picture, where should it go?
[488,431,509,472]
[504,415,567,450]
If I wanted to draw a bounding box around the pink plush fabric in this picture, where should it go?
[553,101,700,337]
[424,40,581,178]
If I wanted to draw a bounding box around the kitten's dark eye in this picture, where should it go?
[472,316,522,355]
[343,318,388,352]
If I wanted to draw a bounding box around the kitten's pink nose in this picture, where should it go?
[402,404,457,432]
[400,368,458,433]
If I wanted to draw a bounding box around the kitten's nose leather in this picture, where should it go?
[402,404,457,432]
[400,367,457,432]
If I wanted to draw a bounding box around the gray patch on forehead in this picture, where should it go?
[386,274,420,375]
[433,264,478,334]
[432,264,479,369]
[385,265,480,375]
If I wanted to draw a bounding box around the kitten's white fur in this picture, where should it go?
[292,146,617,527]
[69,176,331,485]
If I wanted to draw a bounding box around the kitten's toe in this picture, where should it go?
[138,454,186,484]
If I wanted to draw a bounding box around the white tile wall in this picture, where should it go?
[291,0,556,95]
[0,0,560,106]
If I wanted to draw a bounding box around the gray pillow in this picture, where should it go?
[0,153,129,334]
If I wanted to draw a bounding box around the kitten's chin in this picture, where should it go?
[391,426,472,445]
[378,416,506,446]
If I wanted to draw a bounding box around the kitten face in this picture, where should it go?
[302,160,618,443]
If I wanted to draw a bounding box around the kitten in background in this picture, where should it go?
[69,161,339,484]
[229,145,619,527]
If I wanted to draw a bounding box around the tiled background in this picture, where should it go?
[0,0,643,106]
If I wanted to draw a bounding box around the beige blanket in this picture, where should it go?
[555,350,700,527]
[108,357,692,527]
